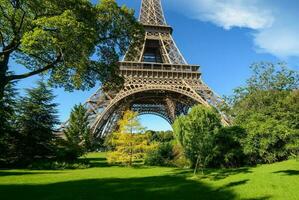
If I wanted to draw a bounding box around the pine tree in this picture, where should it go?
[0,82,19,165]
[16,81,59,164]
[62,104,91,160]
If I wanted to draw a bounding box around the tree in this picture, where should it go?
[16,81,59,164]
[107,110,150,166]
[229,62,299,164]
[173,105,222,174]
[0,82,19,165]
[61,104,91,160]
[0,0,143,99]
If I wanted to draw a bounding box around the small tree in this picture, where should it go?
[107,110,150,166]
[173,105,222,174]
[16,81,59,164]
[62,104,91,160]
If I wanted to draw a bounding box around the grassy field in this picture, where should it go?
[0,153,298,200]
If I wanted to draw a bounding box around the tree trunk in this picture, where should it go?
[0,81,5,100]
[0,53,10,100]
[193,155,201,175]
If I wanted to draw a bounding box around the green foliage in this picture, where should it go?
[212,126,247,168]
[28,159,90,170]
[107,110,151,166]
[146,130,174,143]
[61,104,91,160]
[15,81,59,164]
[0,0,143,99]
[145,142,175,167]
[145,142,190,168]
[173,105,222,173]
[0,82,19,165]
[229,62,299,164]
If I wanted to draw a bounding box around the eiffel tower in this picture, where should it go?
[66,0,229,138]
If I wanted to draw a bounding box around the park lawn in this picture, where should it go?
[0,153,298,200]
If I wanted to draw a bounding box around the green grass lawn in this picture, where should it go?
[0,153,298,200]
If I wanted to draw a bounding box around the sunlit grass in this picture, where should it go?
[0,152,298,200]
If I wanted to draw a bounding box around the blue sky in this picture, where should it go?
[12,0,299,131]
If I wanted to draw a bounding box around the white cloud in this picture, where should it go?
[164,0,299,59]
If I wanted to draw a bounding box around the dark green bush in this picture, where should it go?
[145,142,175,167]
[28,160,90,170]
[211,126,247,168]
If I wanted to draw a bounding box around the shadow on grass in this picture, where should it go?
[171,167,252,181]
[223,179,249,188]
[0,171,61,177]
[204,167,252,180]
[243,197,272,200]
[80,157,111,168]
[0,174,237,200]
[273,170,299,176]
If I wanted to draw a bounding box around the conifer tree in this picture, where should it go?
[16,81,58,163]
[0,82,18,165]
[62,104,91,160]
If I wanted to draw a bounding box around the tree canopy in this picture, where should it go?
[0,0,143,99]
[229,62,299,164]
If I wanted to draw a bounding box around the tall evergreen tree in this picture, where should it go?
[0,82,18,165]
[62,104,91,160]
[16,81,58,164]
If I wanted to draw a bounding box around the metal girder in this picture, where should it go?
[139,0,167,26]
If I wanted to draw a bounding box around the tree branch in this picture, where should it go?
[0,31,5,47]
[7,53,62,81]
[0,38,20,56]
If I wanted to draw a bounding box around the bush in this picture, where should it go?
[170,144,191,168]
[28,160,90,170]
[145,142,174,166]
[211,126,247,168]
[145,142,190,168]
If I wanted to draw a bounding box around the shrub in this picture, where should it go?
[211,126,247,168]
[145,142,190,168]
[28,160,90,170]
[145,142,174,166]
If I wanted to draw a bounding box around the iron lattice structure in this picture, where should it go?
[62,0,229,138]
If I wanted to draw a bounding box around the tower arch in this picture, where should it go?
[60,0,230,139]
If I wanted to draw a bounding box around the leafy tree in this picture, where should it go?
[227,62,298,108]
[173,105,222,174]
[107,110,151,166]
[0,0,143,99]
[61,104,91,160]
[229,62,299,164]
[16,81,59,164]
